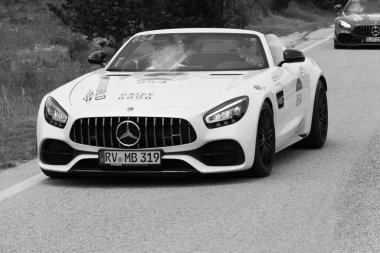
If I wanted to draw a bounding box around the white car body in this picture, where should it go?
[37,28,327,177]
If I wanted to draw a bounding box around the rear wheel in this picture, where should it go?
[299,80,328,148]
[244,101,275,177]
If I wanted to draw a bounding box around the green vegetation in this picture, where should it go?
[0,1,103,168]
[0,0,335,169]
[48,0,247,49]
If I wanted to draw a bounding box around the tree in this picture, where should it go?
[270,0,292,11]
[48,0,247,49]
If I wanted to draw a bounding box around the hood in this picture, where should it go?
[70,71,260,108]
[340,12,380,25]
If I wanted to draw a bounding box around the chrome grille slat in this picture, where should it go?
[70,117,196,149]
[110,118,113,148]
[102,118,106,147]
[162,118,165,147]
[87,118,91,145]
[80,119,84,144]
[170,118,174,146]
[95,118,98,147]
[73,121,77,143]
[153,117,157,147]
[136,117,140,149]
[145,117,148,148]
[118,117,121,149]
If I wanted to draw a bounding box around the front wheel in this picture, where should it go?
[299,80,328,148]
[244,101,275,177]
[334,43,345,49]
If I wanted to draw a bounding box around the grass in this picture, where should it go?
[0,0,102,168]
[0,0,335,169]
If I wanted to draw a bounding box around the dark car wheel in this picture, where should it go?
[334,43,345,49]
[244,101,275,177]
[299,80,328,148]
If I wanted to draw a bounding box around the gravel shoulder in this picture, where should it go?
[333,134,380,252]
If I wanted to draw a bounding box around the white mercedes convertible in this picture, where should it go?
[37,28,328,178]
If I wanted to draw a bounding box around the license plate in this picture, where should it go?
[99,150,161,166]
[365,37,380,42]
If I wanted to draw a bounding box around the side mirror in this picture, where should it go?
[280,49,305,66]
[88,51,108,67]
[334,4,342,12]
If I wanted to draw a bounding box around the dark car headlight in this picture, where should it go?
[44,97,68,128]
[339,20,352,30]
[204,96,249,129]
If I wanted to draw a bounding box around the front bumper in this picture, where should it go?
[335,25,380,47]
[39,139,245,174]
[37,106,258,174]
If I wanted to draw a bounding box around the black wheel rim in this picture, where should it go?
[318,88,328,141]
[257,108,275,168]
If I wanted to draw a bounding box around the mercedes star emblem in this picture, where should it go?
[116,121,141,147]
[371,25,380,37]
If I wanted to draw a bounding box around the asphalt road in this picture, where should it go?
[1,30,379,253]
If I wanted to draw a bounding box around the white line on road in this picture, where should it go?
[301,34,333,52]
[0,173,46,203]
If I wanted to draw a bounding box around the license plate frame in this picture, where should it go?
[365,37,380,43]
[98,150,162,166]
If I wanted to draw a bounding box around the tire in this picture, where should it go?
[244,101,275,177]
[299,80,328,148]
[334,43,345,49]
[41,168,71,179]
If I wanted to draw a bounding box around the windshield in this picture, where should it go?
[107,33,268,72]
[345,0,380,14]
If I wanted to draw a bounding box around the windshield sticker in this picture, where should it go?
[118,92,154,100]
[368,14,380,21]
[83,90,94,103]
[130,35,155,43]
[144,73,187,77]
[95,77,110,100]
[137,78,172,84]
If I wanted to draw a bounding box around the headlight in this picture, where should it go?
[204,96,249,128]
[339,20,351,30]
[44,97,68,128]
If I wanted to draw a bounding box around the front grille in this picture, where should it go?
[70,117,197,149]
[353,25,380,36]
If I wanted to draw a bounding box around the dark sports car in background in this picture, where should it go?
[334,0,380,48]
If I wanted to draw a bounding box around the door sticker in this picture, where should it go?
[296,79,303,107]
[276,90,284,109]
